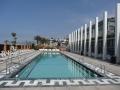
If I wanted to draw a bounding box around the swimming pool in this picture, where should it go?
[17,52,101,78]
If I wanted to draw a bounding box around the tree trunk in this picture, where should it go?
[37,40,38,44]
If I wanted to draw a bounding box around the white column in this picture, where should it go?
[80,26,83,54]
[73,31,75,53]
[78,28,80,53]
[72,32,74,52]
[89,21,92,56]
[72,32,73,52]
[69,34,70,51]
[75,30,77,53]
[71,33,72,52]
[115,3,120,63]
[84,24,87,55]
[70,33,72,52]
[69,33,71,52]
[103,11,107,60]
[95,17,98,58]
[74,31,75,53]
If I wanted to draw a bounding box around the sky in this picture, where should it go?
[0,0,119,44]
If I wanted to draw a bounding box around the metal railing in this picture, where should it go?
[5,50,26,75]
[94,64,106,77]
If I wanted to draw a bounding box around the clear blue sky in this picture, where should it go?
[0,0,119,44]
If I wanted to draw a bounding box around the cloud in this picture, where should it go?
[68,7,115,30]
[68,13,95,26]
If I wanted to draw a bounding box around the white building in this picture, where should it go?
[68,3,120,64]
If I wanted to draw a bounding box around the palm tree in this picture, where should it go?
[4,40,9,45]
[11,32,16,44]
[38,37,42,44]
[11,41,14,44]
[41,37,47,44]
[51,37,53,39]
[29,41,31,45]
[52,39,57,43]
[29,42,31,48]
[15,37,17,44]
[40,37,43,44]
[46,39,50,44]
[34,35,41,44]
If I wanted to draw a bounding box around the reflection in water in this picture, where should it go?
[18,52,98,78]
[42,52,60,59]
[68,58,96,77]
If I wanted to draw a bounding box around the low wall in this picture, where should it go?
[0,44,4,53]
[0,44,29,53]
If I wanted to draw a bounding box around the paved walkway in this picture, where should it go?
[0,50,40,71]
[0,85,120,90]
[0,51,120,90]
[64,51,120,76]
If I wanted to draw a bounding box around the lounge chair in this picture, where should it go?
[48,49,51,51]
[0,51,9,60]
[52,49,56,51]
[56,49,60,51]
[44,49,47,51]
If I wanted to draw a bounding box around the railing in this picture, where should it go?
[94,64,106,77]
[5,50,26,75]
[59,51,106,78]
[6,62,18,75]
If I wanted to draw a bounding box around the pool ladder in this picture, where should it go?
[6,62,19,75]
[5,52,23,75]
[94,64,105,77]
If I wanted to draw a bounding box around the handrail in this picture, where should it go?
[94,64,106,77]
[5,49,33,75]
[17,54,24,64]
[6,63,18,75]
[6,51,19,75]
[94,64,102,72]
[102,65,105,75]
[94,65,98,74]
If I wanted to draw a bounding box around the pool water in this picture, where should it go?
[17,52,98,78]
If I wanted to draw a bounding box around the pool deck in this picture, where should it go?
[0,50,120,90]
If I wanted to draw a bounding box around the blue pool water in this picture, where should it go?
[17,52,98,78]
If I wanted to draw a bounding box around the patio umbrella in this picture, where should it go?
[22,45,23,50]
[3,43,6,51]
[21,45,22,50]
[24,45,26,49]
[15,44,17,50]
[27,45,28,49]
[10,43,12,51]
[29,45,30,49]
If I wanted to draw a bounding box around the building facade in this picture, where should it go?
[68,3,120,64]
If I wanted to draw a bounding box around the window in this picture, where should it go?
[92,29,95,38]
[107,40,110,47]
